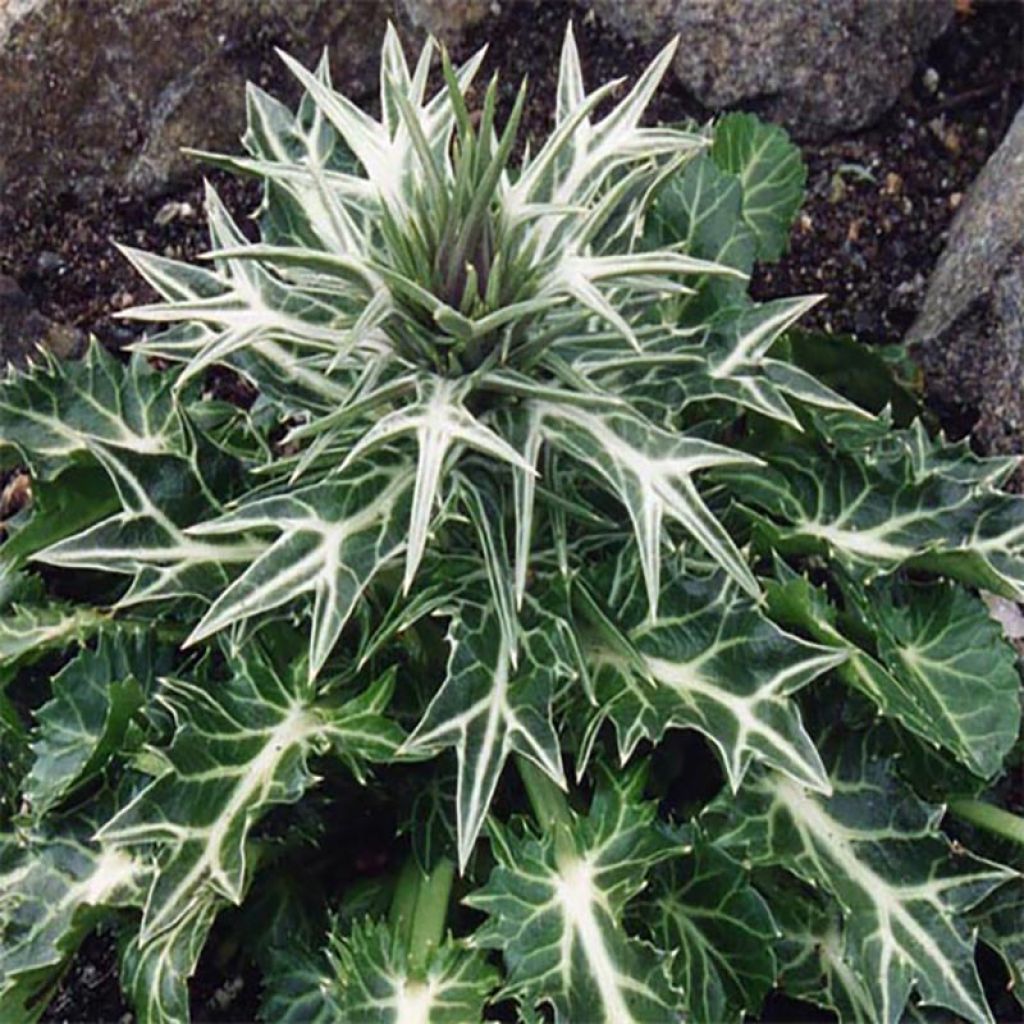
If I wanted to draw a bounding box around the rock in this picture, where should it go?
[0,0,406,207]
[0,274,84,366]
[908,103,1024,456]
[400,0,489,38]
[586,0,953,140]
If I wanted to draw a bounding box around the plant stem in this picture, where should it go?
[516,755,576,867]
[948,799,1024,847]
[388,854,456,975]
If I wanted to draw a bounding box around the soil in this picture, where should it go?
[9,1,1022,1021]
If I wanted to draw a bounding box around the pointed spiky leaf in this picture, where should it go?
[25,631,165,817]
[186,461,413,678]
[120,898,219,1024]
[0,827,144,1015]
[259,943,344,1024]
[404,597,570,869]
[581,572,839,792]
[98,641,398,943]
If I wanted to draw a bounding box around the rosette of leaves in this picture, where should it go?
[1,22,1022,1024]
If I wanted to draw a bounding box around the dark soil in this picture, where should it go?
[10,1,1023,1022]
[1,2,1021,358]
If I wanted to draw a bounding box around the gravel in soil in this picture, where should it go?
[12,2,1022,1021]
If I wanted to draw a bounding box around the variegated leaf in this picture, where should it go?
[259,943,344,1024]
[328,919,497,1023]
[710,112,806,262]
[341,375,533,592]
[768,874,880,1023]
[635,839,778,1023]
[468,767,684,1023]
[403,597,571,869]
[708,739,1013,1024]
[120,898,220,1024]
[728,444,1024,602]
[0,341,182,482]
[0,602,105,673]
[580,571,839,793]
[537,402,760,608]
[0,827,144,1017]
[98,641,400,943]
[186,461,413,678]
[768,566,1020,778]
[34,437,256,610]
[25,630,167,817]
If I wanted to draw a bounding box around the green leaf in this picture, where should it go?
[0,342,183,482]
[0,602,105,676]
[259,943,344,1024]
[768,874,880,1023]
[710,112,806,262]
[0,466,119,573]
[120,898,219,1024]
[328,918,497,1024]
[581,572,840,793]
[25,631,163,816]
[34,437,253,610]
[98,640,397,943]
[708,739,1013,1024]
[728,443,1024,602]
[975,881,1024,1011]
[537,402,760,607]
[341,375,534,593]
[404,597,571,869]
[636,839,778,1023]
[849,580,1020,778]
[468,767,683,1023]
[767,566,1021,779]
[0,827,144,1017]
[647,152,756,294]
[186,461,413,679]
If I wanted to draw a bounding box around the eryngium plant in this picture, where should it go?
[1,23,1022,1024]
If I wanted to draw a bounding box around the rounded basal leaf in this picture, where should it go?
[707,736,1014,1024]
[635,840,778,1023]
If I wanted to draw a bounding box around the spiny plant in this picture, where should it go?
[1,22,1022,1024]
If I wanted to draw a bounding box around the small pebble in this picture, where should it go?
[922,67,940,93]
[154,200,195,226]
[36,250,64,274]
[949,191,964,210]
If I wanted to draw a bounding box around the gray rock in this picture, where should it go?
[908,104,1024,456]
[400,0,489,37]
[0,0,407,206]
[0,275,84,367]
[587,0,953,140]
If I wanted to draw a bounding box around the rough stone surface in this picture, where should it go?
[401,0,489,37]
[0,274,83,367]
[0,0,406,206]
[587,0,954,140]
[908,103,1024,455]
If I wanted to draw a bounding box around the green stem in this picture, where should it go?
[948,799,1024,847]
[516,755,576,867]
[388,854,456,975]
